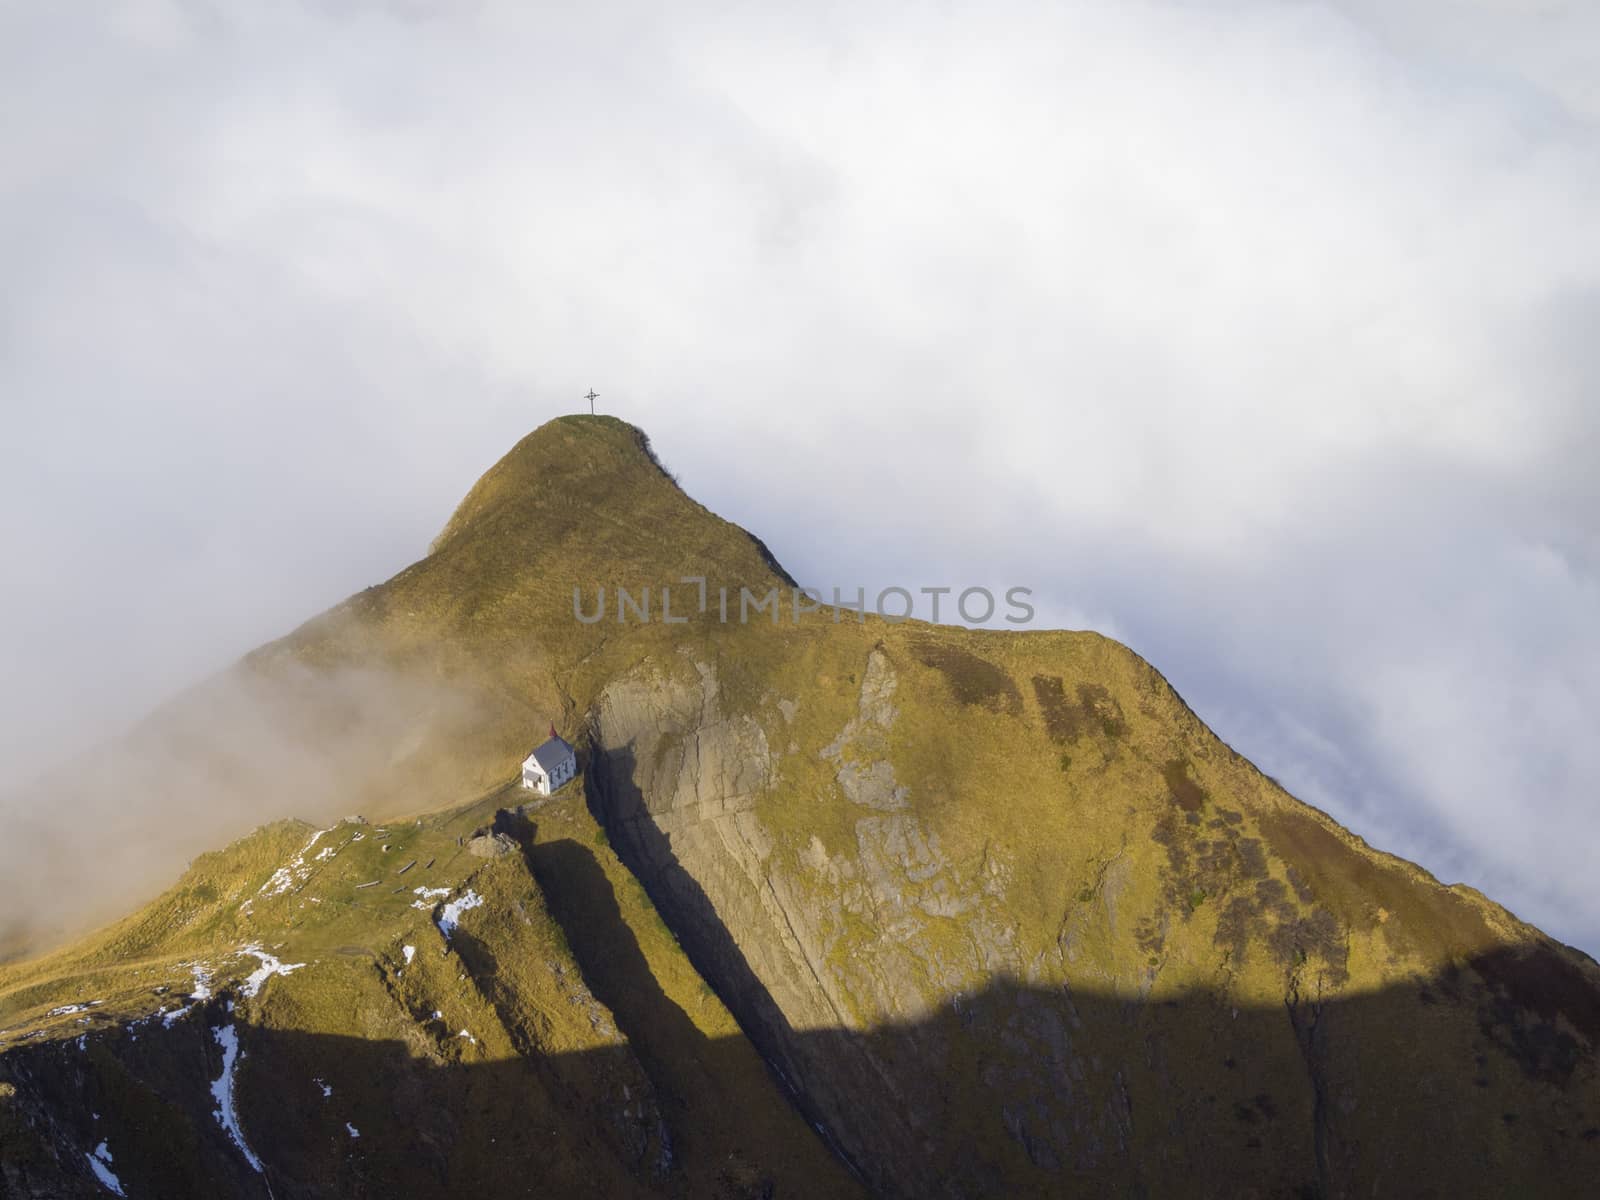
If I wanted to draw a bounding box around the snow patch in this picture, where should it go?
[346,1122,361,1139]
[409,885,450,912]
[186,967,214,1004]
[258,828,330,899]
[456,1029,477,1045]
[86,1141,124,1196]
[435,890,484,939]
[210,1019,264,1173]
[402,945,416,965]
[238,945,306,999]
[161,965,213,1026]
[315,1078,332,1098]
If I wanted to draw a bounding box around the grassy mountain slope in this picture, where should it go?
[1,417,794,953]
[3,416,1597,1198]
[0,780,857,1199]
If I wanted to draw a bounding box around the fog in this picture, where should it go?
[0,656,502,955]
[2,2,1597,950]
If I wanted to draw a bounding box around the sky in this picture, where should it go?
[2,0,1597,952]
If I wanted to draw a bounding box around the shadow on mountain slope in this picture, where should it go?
[505,820,859,1193]
[515,827,715,1103]
[4,758,1598,1199]
[3,965,1598,1200]
[573,741,1600,1200]
[575,741,865,1170]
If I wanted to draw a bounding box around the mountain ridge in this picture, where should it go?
[2,415,1597,1198]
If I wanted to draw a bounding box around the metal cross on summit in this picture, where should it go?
[585,389,598,415]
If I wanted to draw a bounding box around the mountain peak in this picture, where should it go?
[4,418,1598,1198]
[432,415,673,550]
[425,415,792,599]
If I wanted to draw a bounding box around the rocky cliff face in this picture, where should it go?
[588,637,1600,1198]
[3,417,1598,1199]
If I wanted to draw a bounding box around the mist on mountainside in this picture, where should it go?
[0,659,494,960]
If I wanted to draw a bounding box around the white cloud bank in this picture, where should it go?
[1,0,1597,950]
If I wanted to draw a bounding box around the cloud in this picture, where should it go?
[0,658,496,954]
[2,1,1597,949]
